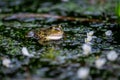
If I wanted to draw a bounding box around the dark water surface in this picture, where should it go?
[0,0,120,80]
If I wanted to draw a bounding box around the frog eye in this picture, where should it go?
[58,25,62,28]
[50,26,55,30]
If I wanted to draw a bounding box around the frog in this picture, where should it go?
[26,25,64,44]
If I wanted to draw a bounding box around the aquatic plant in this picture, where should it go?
[115,1,120,18]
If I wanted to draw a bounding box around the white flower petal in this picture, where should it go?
[107,51,118,61]
[105,30,112,36]
[77,67,90,79]
[87,31,94,36]
[82,44,92,55]
[22,47,33,57]
[85,36,93,43]
[95,58,106,69]
[2,58,12,68]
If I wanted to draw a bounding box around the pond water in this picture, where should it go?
[0,0,120,80]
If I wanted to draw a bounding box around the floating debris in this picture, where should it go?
[2,58,13,68]
[95,58,106,69]
[105,30,112,36]
[85,31,94,44]
[22,47,33,57]
[85,36,93,43]
[77,67,90,79]
[82,44,92,55]
[87,31,94,36]
[107,51,118,61]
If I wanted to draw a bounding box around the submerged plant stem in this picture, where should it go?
[4,13,101,22]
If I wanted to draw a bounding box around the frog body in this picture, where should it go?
[27,25,64,44]
[37,25,63,40]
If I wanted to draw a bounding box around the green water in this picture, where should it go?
[0,0,119,80]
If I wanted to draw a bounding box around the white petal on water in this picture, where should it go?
[107,51,118,61]
[77,67,90,79]
[85,31,94,44]
[82,44,92,55]
[105,30,112,36]
[22,47,33,57]
[85,36,93,43]
[2,58,13,68]
[95,58,106,69]
[87,31,94,36]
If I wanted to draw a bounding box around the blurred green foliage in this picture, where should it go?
[115,1,120,18]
